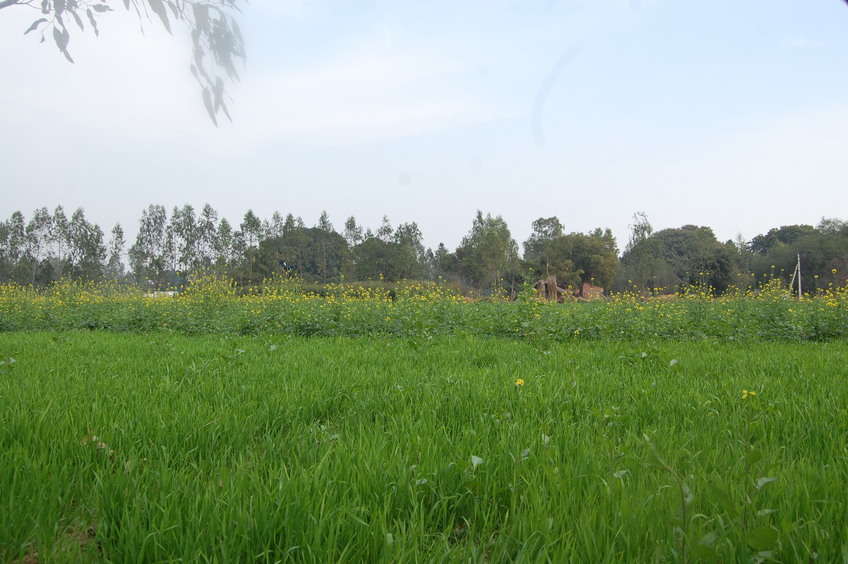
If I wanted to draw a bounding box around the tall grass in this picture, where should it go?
[1,332,845,561]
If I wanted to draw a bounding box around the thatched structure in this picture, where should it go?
[534,276,568,302]
[534,277,606,301]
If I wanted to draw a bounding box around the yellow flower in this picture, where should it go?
[515,378,525,387]
[741,389,757,399]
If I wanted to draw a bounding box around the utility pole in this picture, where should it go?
[789,253,802,299]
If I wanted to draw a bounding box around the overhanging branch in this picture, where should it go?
[0,0,26,10]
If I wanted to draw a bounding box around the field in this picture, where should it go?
[1,279,847,562]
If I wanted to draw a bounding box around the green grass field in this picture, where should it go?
[1,331,846,562]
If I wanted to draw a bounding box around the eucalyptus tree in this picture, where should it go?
[106,223,126,279]
[169,204,198,275]
[267,211,285,240]
[0,212,26,282]
[316,210,334,233]
[129,204,171,286]
[66,208,106,280]
[49,206,70,276]
[343,216,364,248]
[214,216,233,272]
[239,209,262,250]
[376,216,393,243]
[393,221,425,280]
[0,219,11,282]
[455,210,519,293]
[195,203,219,269]
[24,207,53,284]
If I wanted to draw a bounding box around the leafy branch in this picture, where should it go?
[6,0,245,125]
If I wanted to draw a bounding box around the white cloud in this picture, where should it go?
[214,45,511,149]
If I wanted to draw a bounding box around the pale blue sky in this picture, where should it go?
[1,0,846,254]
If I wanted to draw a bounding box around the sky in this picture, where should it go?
[1,0,847,255]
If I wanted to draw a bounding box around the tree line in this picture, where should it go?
[1,205,846,296]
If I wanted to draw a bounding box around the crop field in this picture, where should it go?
[1,279,847,562]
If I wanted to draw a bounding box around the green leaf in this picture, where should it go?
[745,449,763,467]
[747,526,778,550]
[706,479,737,518]
[688,543,717,560]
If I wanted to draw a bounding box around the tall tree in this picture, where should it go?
[256,227,352,283]
[618,225,738,294]
[377,216,393,243]
[170,204,198,275]
[317,210,334,233]
[343,216,363,248]
[522,222,618,294]
[267,211,286,240]
[106,223,126,280]
[0,218,11,282]
[24,207,53,284]
[0,212,26,283]
[196,203,219,269]
[49,206,70,278]
[570,229,619,292]
[240,209,262,250]
[66,208,106,280]
[129,204,171,286]
[748,219,848,289]
[393,221,425,280]
[749,225,816,255]
[214,217,233,272]
[523,217,571,279]
[455,211,519,292]
[616,211,658,293]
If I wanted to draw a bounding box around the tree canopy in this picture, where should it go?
[3,205,848,298]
